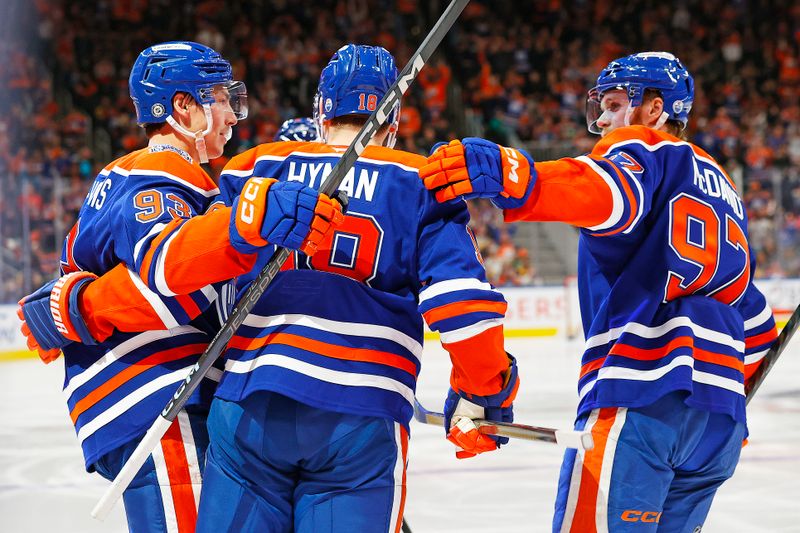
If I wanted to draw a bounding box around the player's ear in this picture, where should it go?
[647,96,664,124]
[172,93,193,121]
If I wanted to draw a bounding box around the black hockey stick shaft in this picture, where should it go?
[746,301,800,404]
[92,0,470,520]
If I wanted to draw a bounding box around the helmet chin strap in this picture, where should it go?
[166,104,214,163]
[653,111,670,130]
[624,104,670,131]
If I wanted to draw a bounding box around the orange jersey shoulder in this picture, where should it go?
[224,141,427,173]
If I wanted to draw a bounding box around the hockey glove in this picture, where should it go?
[17,271,99,363]
[229,177,345,256]
[419,138,536,209]
[444,355,520,459]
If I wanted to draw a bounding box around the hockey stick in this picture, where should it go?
[413,399,595,451]
[746,301,800,404]
[91,0,471,521]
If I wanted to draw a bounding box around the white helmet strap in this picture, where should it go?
[653,111,670,130]
[166,103,214,163]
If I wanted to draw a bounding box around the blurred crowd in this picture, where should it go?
[1,0,799,301]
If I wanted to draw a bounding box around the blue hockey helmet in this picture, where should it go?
[586,52,694,134]
[274,117,320,142]
[129,41,247,126]
[314,44,399,147]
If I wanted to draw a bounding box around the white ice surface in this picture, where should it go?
[0,337,798,532]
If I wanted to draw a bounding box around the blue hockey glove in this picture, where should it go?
[17,272,99,363]
[419,138,537,209]
[444,355,520,459]
[230,177,344,256]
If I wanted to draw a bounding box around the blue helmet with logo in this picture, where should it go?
[314,44,399,147]
[274,117,319,142]
[129,41,247,125]
[586,52,694,134]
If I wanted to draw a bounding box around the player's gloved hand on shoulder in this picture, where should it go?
[17,271,100,363]
[444,355,520,459]
[229,177,345,256]
[419,138,537,209]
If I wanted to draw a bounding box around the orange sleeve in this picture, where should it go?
[138,205,257,296]
[504,158,615,227]
[444,325,509,396]
[78,264,176,341]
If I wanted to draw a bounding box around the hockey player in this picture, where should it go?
[273,117,319,142]
[17,41,342,533]
[191,44,519,532]
[20,44,517,532]
[419,52,777,532]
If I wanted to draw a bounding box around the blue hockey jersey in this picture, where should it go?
[59,146,240,469]
[506,126,777,424]
[217,142,512,429]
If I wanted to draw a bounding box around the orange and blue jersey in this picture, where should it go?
[60,146,245,468]
[506,126,777,425]
[216,141,510,429]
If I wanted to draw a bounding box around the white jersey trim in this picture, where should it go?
[242,312,423,358]
[585,316,744,353]
[224,352,416,406]
[744,348,769,366]
[77,366,194,444]
[439,318,503,344]
[578,354,745,401]
[127,268,181,329]
[133,222,168,266]
[63,326,201,400]
[575,156,625,232]
[154,229,181,297]
[418,278,497,304]
[744,304,773,331]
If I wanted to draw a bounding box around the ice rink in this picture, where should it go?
[1,336,798,532]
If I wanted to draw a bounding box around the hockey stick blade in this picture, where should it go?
[413,400,594,451]
[91,0,471,521]
[746,301,800,404]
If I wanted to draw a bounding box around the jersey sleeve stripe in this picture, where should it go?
[575,156,625,231]
[126,269,181,329]
[744,304,774,331]
[422,300,508,328]
[228,332,418,376]
[587,156,639,236]
[138,218,184,286]
[745,328,778,350]
[418,278,495,304]
[744,348,769,366]
[154,229,182,297]
[439,318,504,344]
[133,222,168,266]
